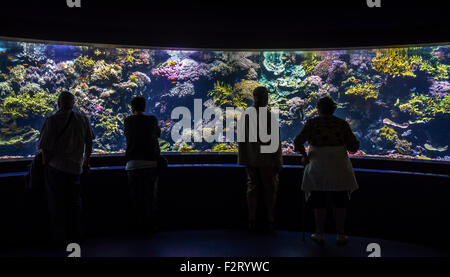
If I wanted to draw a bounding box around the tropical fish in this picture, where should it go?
[171,81,177,84]
[1,51,5,54]
[165,122,172,126]
[168,61,176,67]
[23,64,28,66]
[68,76,72,79]
[427,99,432,104]
[394,98,400,106]
[411,87,416,92]
[7,66,12,69]
[229,66,232,69]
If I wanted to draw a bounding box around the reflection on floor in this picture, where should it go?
[2,230,449,257]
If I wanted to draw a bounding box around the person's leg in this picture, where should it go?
[44,166,67,244]
[143,168,158,232]
[333,191,349,244]
[67,173,82,243]
[246,167,258,229]
[127,170,142,232]
[310,192,326,242]
[260,167,278,231]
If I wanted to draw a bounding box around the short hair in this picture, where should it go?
[130,96,146,112]
[252,86,269,107]
[58,90,75,110]
[317,96,337,115]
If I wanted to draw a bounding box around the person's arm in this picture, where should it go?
[83,116,95,170]
[343,121,360,154]
[151,116,161,138]
[38,118,50,165]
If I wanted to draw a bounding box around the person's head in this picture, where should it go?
[58,90,75,111]
[252,86,269,107]
[130,96,146,114]
[317,96,337,116]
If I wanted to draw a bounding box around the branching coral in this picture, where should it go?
[95,109,122,137]
[207,81,247,108]
[372,49,416,78]
[0,89,56,119]
[434,64,450,80]
[163,81,195,98]
[345,82,379,100]
[91,60,123,83]
[0,126,40,146]
[0,81,12,96]
[301,53,320,75]
[9,65,27,84]
[74,55,96,74]
[399,93,450,121]
[378,125,399,143]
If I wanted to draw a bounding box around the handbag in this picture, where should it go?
[27,111,74,189]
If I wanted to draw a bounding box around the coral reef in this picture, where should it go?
[234,80,261,100]
[0,89,56,119]
[399,93,450,121]
[345,82,378,100]
[371,49,416,78]
[163,81,195,98]
[208,81,247,108]
[429,80,450,98]
[152,58,211,81]
[211,142,238,152]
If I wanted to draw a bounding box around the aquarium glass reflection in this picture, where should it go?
[0,38,449,161]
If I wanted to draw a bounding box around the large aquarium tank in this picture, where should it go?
[0,37,449,162]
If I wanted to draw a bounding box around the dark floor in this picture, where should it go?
[2,230,449,257]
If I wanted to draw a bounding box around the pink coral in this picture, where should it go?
[151,59,211,81]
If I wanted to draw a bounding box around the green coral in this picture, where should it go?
[0,81,13,96]
[301,53,320,75]
[208,81,247,108]
[0,127,40,146]
[345,82,379,100]
[159,139,171,152]
[372,49,416,78]
[399,93,450,121]
[378,125,398,143]
[434,64,450,80]
[74,55,96,74]
[92,60,123,83]
[0,89,56,119]
[9,65,27,84]
[95,109,121,136]
[211,142,238,152]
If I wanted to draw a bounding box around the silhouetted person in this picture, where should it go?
[38,90,94,245]
[238,87,282,232]
[124,96,161,233]
[294,96,359,245]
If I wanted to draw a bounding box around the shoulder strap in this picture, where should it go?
[55,111,74,143]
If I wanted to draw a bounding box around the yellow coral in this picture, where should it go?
[378,125,398,143]
[399,93,450,121]
[345,82,379,100]
[302,53,320,75]
[372,49,416,78]
[434,64,450,80]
